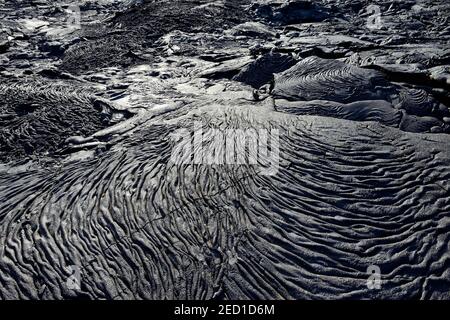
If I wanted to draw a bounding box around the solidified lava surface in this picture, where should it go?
[1,0,450,299]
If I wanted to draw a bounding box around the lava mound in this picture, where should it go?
[264,57,449,133]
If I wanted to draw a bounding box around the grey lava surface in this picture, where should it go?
[1,0,450,299]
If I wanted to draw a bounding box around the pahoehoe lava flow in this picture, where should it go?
[1,0,450,300]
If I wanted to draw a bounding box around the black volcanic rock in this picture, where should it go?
[0,40,9,54]
[252,0,332,25]
[60,0,252,74]
[0,77,131,162]
[1,0,450,301]
[233,51,297,88]
[271,56,394,103]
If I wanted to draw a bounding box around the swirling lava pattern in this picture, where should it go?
[271,56,394,103]
[1,104,449,299]
[0,79,130,162]
[2,0,450,301]
[273,99,403,128]
[271,57,447,133]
